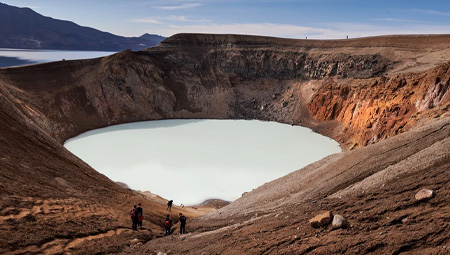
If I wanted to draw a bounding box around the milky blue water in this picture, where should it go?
[64,119,341,205]
[0,48,115,68]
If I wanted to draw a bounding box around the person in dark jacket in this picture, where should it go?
[179,213,187,234]
[164,214,173,236]
[136,203,143,227]
[167,200,173,212]
[132,207,140,231]
[130,205,137,230]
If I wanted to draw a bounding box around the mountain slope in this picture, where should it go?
[126,115,450,255]
[0,3,165,51]
[0,33,448,254]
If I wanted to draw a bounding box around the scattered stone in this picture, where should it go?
[130,238,139,245]
[309,211,333,228]
[157,252,167,255]
[332,214,348,229]
[415,189,435,201]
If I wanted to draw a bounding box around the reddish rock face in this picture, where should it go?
[308,64,450,149]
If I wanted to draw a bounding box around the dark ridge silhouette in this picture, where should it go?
[0,2,165,51]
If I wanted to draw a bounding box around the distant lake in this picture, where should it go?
[64,120,342,205]
[0,48,115,68]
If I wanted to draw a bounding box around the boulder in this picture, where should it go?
[309,211,332,228]
[332,214,348,229]
[415,189,435,201]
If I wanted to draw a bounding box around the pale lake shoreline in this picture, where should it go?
[0,48,115,68]
[65,119,342,205]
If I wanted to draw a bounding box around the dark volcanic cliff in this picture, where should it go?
[0,34,449,254]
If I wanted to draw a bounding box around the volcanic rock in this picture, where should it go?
[415,189,435,201]
[332,214,348,229]
[309,211,333,228]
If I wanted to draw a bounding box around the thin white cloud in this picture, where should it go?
[140,22,450,39]
[155,3,202,10]
[24,6,41,9]
[155,23,332,38]
[166,15,211,22]
[410,9,450,17]
[318,22,450,39]
[131,18,162,24]
[373,18,420,23]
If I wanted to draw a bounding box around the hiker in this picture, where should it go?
[179,213,187,234]
[132,205,139,231]
[167,200,173,212]
[130,205,137,228]
[164,214,173,236]
[137,203,143,227]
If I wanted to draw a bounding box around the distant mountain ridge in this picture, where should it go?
[0,2,165,51]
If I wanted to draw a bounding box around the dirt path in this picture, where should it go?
[6,227,138,255]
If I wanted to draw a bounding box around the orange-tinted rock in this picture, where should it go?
[309,211,333,228]
[307,63,450,149]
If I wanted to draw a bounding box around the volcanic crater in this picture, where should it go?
[0,33,449,254]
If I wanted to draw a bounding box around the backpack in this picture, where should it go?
[180,216,186,224]
[165,219,171,227]
[130,209,135,219]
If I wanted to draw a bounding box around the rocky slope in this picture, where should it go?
[0,80,204,254]
[0,33,449,254]
[125,115,450,254]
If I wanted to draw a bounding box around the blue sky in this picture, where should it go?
[3,0,450,39]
